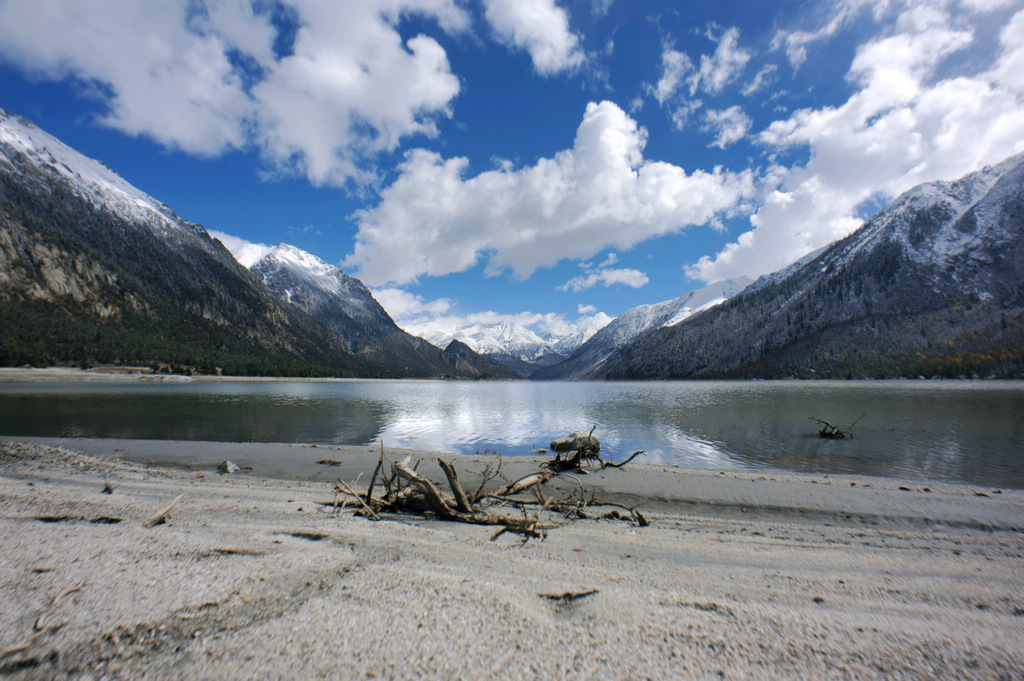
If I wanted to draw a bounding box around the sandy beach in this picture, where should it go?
[1,437,1022,680]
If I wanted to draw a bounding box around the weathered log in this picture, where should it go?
[438,458,474,514]
[392,457,453,516]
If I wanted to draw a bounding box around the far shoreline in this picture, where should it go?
[2,365,1019,383]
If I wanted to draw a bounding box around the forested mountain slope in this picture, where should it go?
[603,154,1024,380]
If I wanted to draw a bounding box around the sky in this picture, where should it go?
[2,0,1024,343]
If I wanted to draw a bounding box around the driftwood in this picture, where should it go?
[809,417,853,439]
[545,426,644,472]
[143,494,183,528]
[322,433,650,541]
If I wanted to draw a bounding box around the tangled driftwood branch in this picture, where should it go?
[321,432,648,541]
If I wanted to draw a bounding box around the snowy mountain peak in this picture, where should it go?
[0,109,186,236]
[251,242,378,319]
[260,243,344,280]
[421,318,603,362]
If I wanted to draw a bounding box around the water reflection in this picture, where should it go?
[1,379,1022,488]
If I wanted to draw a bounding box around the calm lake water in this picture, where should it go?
[1,379,1022,489]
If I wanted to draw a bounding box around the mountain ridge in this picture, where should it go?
[602,154,1024,380]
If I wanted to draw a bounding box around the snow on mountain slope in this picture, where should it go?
[0,110,188,238]
[251,244,384,322]
[533,276,751,379]
[425,321,553,361]
[602,152,1024,380]
[662,277,753,327]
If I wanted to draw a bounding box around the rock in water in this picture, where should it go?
[216,460,241,474]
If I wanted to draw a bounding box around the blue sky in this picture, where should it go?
[2,0,1023,342]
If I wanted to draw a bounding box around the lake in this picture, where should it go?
[1,379,1022,489]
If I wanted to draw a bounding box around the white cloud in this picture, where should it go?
[651,46,693,105]
[209,230,274,268]
[771,0,884,68]
[558,267,649,292]
[960,0,1018,12]
[690,27,753,95]
[651,27,751,104]
[702,106,752,149]
[371,287,453,321]
[0,0,468,186]
[742,64,779,96]
[670,100,704,131]
[346,100,756,286]
[688,4,1024,283]
[577,303,598,315]
[482,0,585,75]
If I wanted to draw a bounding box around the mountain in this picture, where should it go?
[432,320,552,361]
[603,154,1024,380]
[1,109,426,377]
[534,277,752,380]
[441,339,524,379]
[422,318,606,375]
[247,243,521,378]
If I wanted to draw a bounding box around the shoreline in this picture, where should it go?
[2,438,1023,679]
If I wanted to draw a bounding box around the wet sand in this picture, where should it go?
[2,437,1023,679]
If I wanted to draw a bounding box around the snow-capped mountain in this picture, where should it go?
[250,244,395,350]
[0,109,390,374]
[428,321,550,361]
[244,243,521,378]
[0,110,196,242]
[424,319,603,363]
[1,109,494,377]
[533,277,751,380]
[603,153,1024,380]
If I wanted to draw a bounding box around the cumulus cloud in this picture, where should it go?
[346,100,756,286]
[209,230,274,268]
[0,0,468,185]
[371,287,453,321]
[702,106,752,149]
[688,4,1024,283]
[482,0,585,75]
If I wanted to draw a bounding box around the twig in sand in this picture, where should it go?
[143,494,183,528]
[335,477,381,521]
[0,583,84,657]
[539,588,599,603]
[602,450,644,469]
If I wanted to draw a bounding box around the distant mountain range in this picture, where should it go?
[2,108,1020,379]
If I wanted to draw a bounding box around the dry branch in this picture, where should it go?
[438,458,474,514]
[392,457,453,516]
[335,477,381,521]
[143,494,183,528]
[602,450,645,469]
